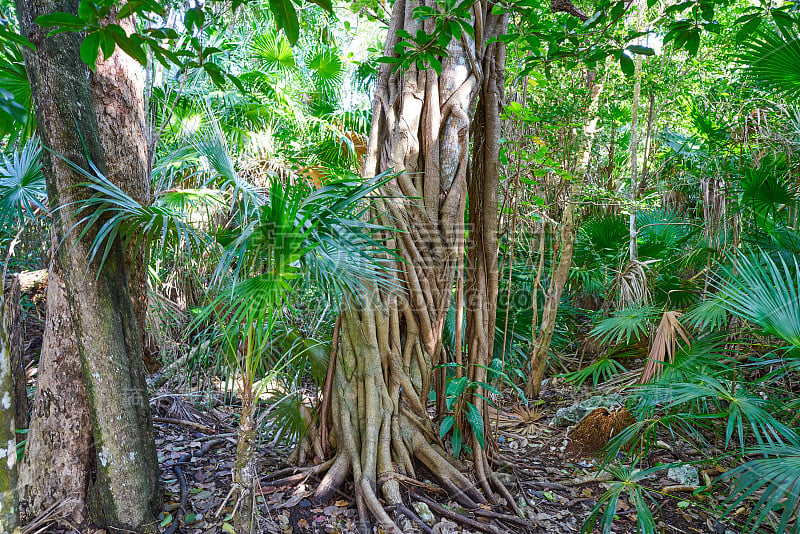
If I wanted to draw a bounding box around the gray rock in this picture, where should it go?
[551,394,625,427]
[667,465,700,486]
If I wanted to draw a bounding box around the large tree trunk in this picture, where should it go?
[18,242,92,527]
[15,0,160,530]
[89,12,153,359]
[302,3,509,532]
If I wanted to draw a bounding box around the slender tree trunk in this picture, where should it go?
[0,286,21,534]
[303,2,510,531]
[526,69,606,398]
[628,0,645,262]
[233,391,256,534]
[18,240,92,526]
[15,0,160,530]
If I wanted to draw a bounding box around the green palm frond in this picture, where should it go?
[658,333,729,383]
[583,462,662,534]
[738,17,800,101]
[562,354,627,388]
[251,30,297,72]
[306,48,344,97]
[155,188,225,214]
[684,295,729,331]
[591,304,659,345]
[193,128,267,212]
[0,139,46,225]
[640,372,793,451]
[738,166,798,227]
[300,174,402,305]
[0,41,34,143]
[63,166,212,270]
[719,251,800,348]
[261,391,308,444]
[722,443,800,534]
[637,208,694,262]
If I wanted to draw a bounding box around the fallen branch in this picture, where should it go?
[471,506,531,527]
[153,417,216,435]
[661,485,698,493]
[522,480,570,491]
[147,344,205,390]
[564,472,614,486]
[388,504,435,534]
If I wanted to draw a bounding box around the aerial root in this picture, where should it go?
[284,422,531,534]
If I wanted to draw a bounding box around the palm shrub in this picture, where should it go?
[594,251,800,533]
[713,251,800,533]
[196,172,396,532]
[738,12,800,103]
[0,140,46,273]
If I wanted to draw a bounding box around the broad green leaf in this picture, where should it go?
[269,0,300,45]
[466,402,484,449]
[439,415,455,439]
[35,12,85,28]
[80,32,101,69]
[452,427,462,458]
[619,53,634,77]
[627,44,654,56]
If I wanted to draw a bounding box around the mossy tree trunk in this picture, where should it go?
[88,12,153,357]
[303,2,510,531]
[15,0,160,531]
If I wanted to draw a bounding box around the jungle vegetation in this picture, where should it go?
[0,0,799,532]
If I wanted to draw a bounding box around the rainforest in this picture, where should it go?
[0,0,799,532]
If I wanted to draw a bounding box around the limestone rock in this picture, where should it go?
[552,394,626,427]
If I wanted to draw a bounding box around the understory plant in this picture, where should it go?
[196,172,396,533]
[585,250,800,534]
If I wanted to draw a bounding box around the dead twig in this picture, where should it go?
[153,416,217,434]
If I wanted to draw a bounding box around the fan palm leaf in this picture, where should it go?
[738,17,800,102]
[0,139,46,225]
[718,251,800,349]
[722,443,800,534]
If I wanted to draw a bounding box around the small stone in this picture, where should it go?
[667,465,700,486]
[412,502,436,525]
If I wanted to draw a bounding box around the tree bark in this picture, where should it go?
[89,12,153,359]
[465,12,509,501]
[302,3,511,532]
[18,244,92,527]
[0,286,21,534]
[628,0,646,262]
[2,275,28,434]
[15,0,160,530]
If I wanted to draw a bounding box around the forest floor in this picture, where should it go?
[16,287,747,534]
[138,377,748,534]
